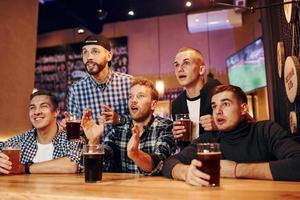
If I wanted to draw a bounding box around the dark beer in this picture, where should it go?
[197,152,221,187]
[84,153,103,183]
[3,149,22,174]
[66,121,81,140]
[178,119,192,142]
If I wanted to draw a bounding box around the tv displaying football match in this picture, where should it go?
[226,38,267,93]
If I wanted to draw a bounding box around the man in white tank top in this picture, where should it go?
[0,90,81,175]
[172,47,221,149]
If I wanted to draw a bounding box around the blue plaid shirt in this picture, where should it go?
[67,70,132,126]
[103,116,176,175]
[0,128,81,165]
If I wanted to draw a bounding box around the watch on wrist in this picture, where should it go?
[118,115,126,125]
[25,161,33,174]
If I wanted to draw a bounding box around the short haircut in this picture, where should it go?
[212,85,248,104]
[30,90,59,110]
[131,77,159,101]
[177,47,205,66]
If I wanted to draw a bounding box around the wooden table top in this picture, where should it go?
[0,173,299,200]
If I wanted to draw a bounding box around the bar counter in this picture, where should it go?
[0,173,299,200]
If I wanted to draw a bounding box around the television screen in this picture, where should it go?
[226,38,267,93]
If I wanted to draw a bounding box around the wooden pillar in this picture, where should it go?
[0,0,38,140]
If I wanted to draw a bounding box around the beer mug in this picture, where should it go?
[2,142,23,175]
[83,144,104,183]
[197,143,221,187]
[174,114,192,142]
[66,114,81,140]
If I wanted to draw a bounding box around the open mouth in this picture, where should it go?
[216,118,225,125]
[130,106,138,112]
[178,75,187,79]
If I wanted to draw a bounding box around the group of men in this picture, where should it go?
[0,35,300,184]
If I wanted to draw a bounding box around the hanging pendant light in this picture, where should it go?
[156,79,165,96]
[155,17,165,97]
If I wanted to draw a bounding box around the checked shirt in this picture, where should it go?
[0,128,81,165]
[67,70,132,126]
[103,116,176,175]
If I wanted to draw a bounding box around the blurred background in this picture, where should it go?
[0,0,299,140]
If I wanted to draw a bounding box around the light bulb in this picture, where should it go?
[155,80,165,96]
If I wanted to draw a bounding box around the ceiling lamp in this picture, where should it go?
[77,28,85,34]
[156,80,165,96]
[185,1,192,7]
[97,9,108,20]
[155,17,165,96]
[128,10,135,16]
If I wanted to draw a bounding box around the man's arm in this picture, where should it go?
[81,108,104,144]
[264,121,300,181]
[128,149,153,172]
[29,157,77,174]
[221,160,273,180]
[128,120,176,174]
[199,114,217,131]
[171,163,189,181]
[0,152,13,174]
[127,125,153,172]
[162,143,198,177]
[221,122,300,181]
[100,104,126,125]
[236,162,273,180]
[172,160,211,186]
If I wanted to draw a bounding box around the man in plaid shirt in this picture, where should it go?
[64,35,132,135]
[0,90,81,175]
[82,77,176,174]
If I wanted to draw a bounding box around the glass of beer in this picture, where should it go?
[197,143,221,187]
[175,114,193,142]
[66,115,81,140]
[2,142,23,175]
[83,144,104,183]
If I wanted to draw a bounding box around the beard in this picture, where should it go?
[130,108,152,123]
[85,61,105,75]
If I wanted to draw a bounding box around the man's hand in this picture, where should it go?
[100,104,120,125]
[172,121,186,139]
[81,108,104,144]
[220,160,237,178]
[0,152,12,174]
[59,111,71,131]
[185,159,210,186]
[199,114,217,131]
[127,125,140,159]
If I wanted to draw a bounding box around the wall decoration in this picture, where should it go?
[284,56,300,103]
[277,41,285,78]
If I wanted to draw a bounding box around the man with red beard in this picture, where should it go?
[81,77,176,174]
[162,85,300,184]
[0,90,81,175]
[172,47,221,149]
[65,35,132,132]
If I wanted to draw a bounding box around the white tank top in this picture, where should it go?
[33,143,54,163]
[187,98,200,140]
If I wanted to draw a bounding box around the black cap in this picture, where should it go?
[82,35,111,51]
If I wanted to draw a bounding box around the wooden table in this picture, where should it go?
[0,173,299,200]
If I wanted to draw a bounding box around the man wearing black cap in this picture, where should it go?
[65,35,132,135]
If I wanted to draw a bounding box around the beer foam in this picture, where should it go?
[83,152,104,155]
[197,152,221,155]
[67,120,81,123]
